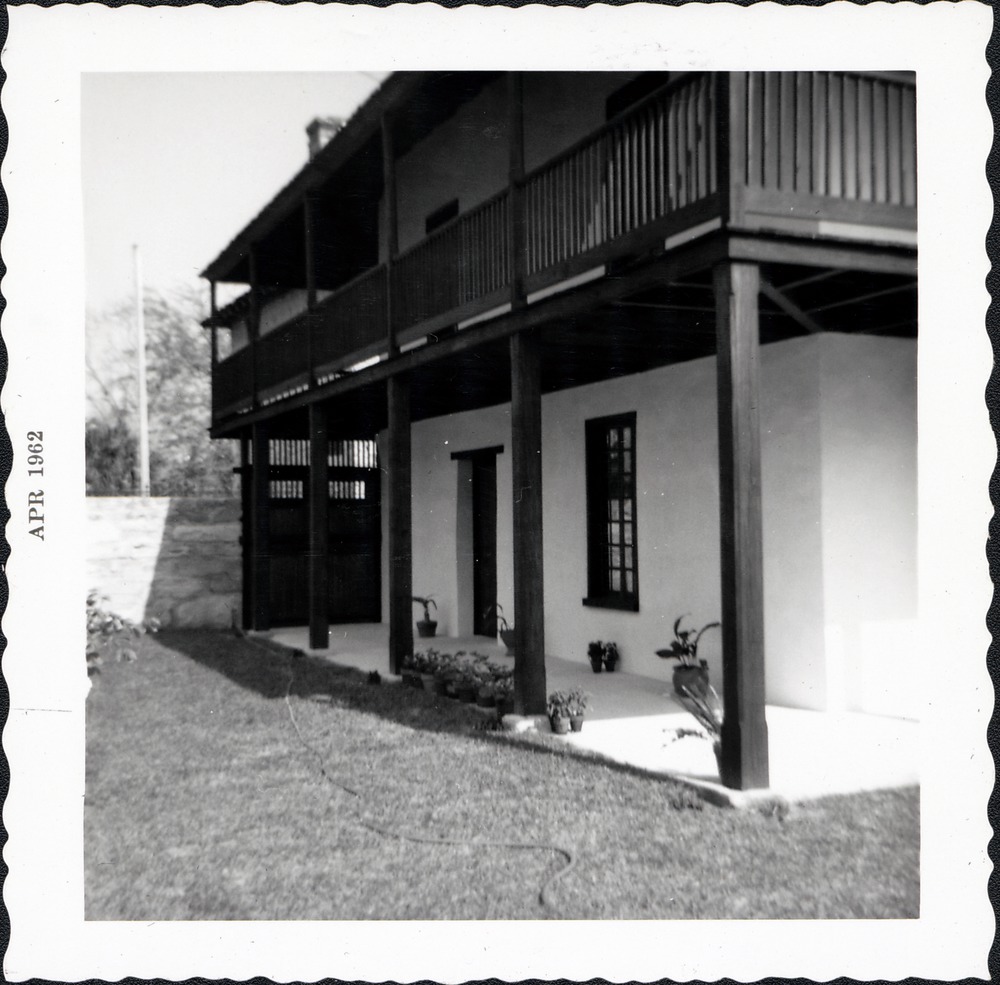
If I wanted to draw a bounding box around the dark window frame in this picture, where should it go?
[583,411,639,612]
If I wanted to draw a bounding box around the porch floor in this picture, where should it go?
[269,624,919,803]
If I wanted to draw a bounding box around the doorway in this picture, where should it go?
[453,444,503,637]
[472,454,498,636]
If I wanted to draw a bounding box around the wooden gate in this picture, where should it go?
[266,437,381,626]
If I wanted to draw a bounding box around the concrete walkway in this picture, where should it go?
[270,624,919,803]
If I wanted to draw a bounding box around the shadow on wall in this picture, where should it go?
[86,497,242,629]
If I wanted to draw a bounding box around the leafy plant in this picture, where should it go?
[484,603,512,634]
[86,591,158,675]
[674,682,724,760]
[588,640,620,666]
[493,676,514,701]
[655,616,720,667]
[565,686,591,717]
[412,596,437,622]
[546,689,573,720]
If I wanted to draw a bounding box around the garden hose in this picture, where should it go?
[280,661,578,911]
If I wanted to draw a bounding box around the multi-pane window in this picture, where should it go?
[584,412,639,611]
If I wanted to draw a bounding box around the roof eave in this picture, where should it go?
[200,72,424,285]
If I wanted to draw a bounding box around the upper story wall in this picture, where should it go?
[387,72,673,258]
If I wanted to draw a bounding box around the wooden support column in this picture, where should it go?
[510,330,546,714]
[209,279,219,366]
[250,421,271,631]
[308,403,329,650]
[386,374,412,674]
[239,433,253,631]
[507,72,526,308]
[382,113,399,355]
[304,196,317,385]
[248,245,261,407]
[715,72,748,228]
[714,259,769,790]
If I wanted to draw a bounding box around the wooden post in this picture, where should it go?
[240,433,253,631]
[507,72,526,308]
[304,196,317,385]
[719,71,748,228]
[250,422,271,631]
[308,403,329,650]
[209,279,219,366]
[382,113,399,355]
[248,244,260,408]
[714,259,769,790]
[510,330,546,715]
[386,374,412,674]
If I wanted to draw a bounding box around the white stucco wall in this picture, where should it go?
[380,333,917,717]
[818,334,918,718]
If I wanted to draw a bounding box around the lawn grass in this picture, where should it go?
[85,629,919,920]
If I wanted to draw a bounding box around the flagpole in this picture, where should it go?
[133,244,151,497]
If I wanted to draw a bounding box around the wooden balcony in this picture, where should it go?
[211,71,916,427]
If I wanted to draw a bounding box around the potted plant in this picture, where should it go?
[476,680,496,708]
[413,595,438,638]
[485,603,515,654]
[493,676,515,717]
[566,686,591,732]
[656,616,720,698]
[546,689,572,735]
[672,682,724,775]
[587,641,604,673]
[587,640,620,672]
[602,641,620,672]
[400,651,421,688]
[414,649,439,690]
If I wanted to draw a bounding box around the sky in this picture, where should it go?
[82,72,386,317]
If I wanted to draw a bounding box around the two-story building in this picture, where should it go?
[202,71,917,790]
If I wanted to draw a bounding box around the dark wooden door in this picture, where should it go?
[266,438,381,626]
[472,455,498,636]
[327,439,381,623]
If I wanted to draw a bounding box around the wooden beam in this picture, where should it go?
[808,280,916,315]
[211,231,733,437]
[386,374,412,674]
[240,433,253,631]
[759,276,825,335]
[308,403,329,650]
[510,330,546,715]
[714,260,769,791]
[250,422,271,632]
[508,72,526,308]
[727,233,917,277]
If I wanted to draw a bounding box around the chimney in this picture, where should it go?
[307,116,344,159]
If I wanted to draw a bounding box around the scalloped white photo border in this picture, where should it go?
[1,2,993,981]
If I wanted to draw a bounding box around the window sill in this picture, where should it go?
[582,595,639,613]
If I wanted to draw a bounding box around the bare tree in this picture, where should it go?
[86,286,237,496]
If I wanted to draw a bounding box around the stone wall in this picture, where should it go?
[86,497,242,629]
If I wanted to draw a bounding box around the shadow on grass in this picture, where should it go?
[157,628,500,736]
[156,628,705,804]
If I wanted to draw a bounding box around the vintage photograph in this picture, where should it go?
[84,68,921,922]
[2,3,992,981]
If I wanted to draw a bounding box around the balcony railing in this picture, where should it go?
[212,71,916,425]
[524,72,716,289]
[393,189,511,338]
